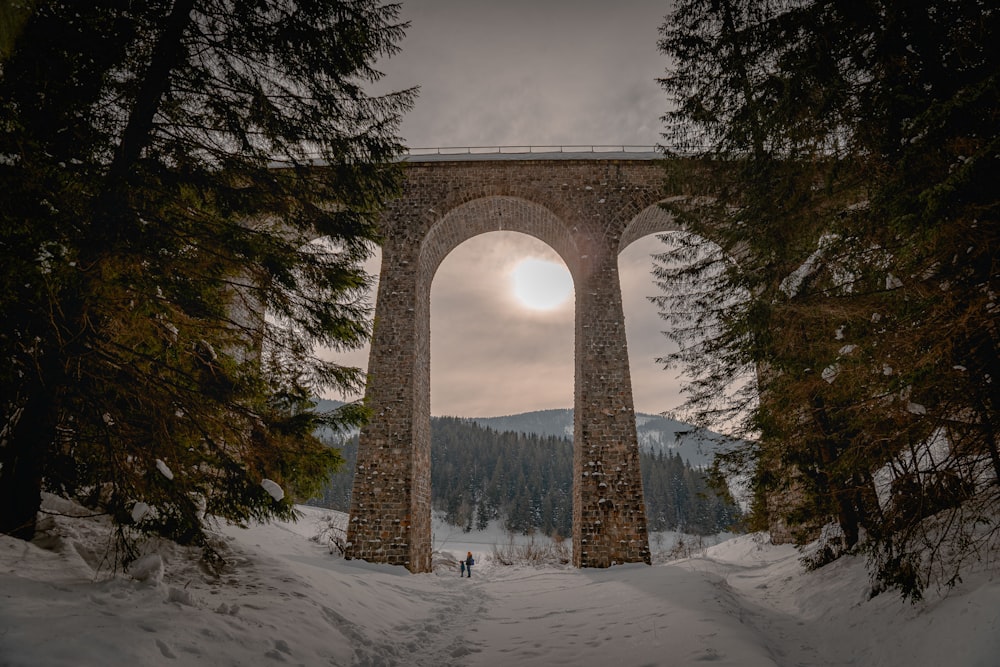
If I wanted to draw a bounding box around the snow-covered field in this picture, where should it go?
[1,496,998,666]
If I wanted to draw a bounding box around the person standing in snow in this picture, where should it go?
[460,559,465,577]
[465,551,474,578]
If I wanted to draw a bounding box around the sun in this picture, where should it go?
[510,258,573,311]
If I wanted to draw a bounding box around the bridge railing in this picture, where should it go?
[402,145,661,156]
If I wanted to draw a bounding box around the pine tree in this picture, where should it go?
[658,0,999,597]
[0,0,414,552]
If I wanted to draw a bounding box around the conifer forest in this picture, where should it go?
[312,417,742,538]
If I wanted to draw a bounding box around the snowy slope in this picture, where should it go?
[1,495,997,666]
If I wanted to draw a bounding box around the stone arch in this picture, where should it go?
[417,196,580,292]
[618,202,683,254]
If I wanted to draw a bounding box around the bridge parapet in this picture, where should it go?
[399,145,662,162]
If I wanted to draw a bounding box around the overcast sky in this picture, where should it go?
[326,1,684,418]
[375,0,669,149]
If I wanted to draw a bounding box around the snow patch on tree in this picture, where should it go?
[261,478,284,502]
[822,364,840,383]
[155,459,174,480]
[779,234,839,298]
[131,501,152,523]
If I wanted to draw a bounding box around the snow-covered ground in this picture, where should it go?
[1,496,998,666]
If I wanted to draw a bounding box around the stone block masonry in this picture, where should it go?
[345,156,683,571]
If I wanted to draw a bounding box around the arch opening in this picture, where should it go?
[618,207,754,534]
[618,233,684,417]
[306,243,383,405]
[417,194,580,418]
[618,204,689,418]
[251,235,383,406]
[427,231,576,549]
[618,204,754,437]
[429,231,574,418]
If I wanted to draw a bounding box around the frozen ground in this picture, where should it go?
[1,495,997,666]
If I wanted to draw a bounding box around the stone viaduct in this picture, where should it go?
[344,151,684,572]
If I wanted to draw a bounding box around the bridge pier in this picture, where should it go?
[344,237,432,572]
[573,247,651,567]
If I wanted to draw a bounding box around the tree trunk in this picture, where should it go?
[977,350,1000,485]
[0,388,59,539]
[811,396,861,548]
[104,0,196,187]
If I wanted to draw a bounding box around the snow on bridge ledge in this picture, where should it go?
[398,145,663,162]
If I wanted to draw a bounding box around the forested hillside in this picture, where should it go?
[470,408,735,468]
[311,417,741,537]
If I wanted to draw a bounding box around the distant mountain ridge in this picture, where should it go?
[463,409,734,469]
[313,400,731,468]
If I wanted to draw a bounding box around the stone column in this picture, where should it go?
[344,237,432,572]
[572,244,651,567]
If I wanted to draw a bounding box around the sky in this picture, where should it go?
[374,0,670,149]
[327,0,684,418]
[3,498,997,666]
